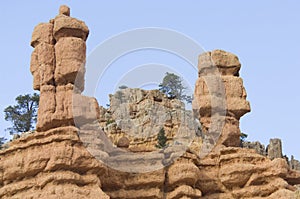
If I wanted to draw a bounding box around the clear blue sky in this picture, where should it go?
[0,1,299,159]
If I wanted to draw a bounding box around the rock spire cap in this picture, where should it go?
[59,5,70,16]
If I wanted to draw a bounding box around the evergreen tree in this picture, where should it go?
[240,132,248,142]
[0,137,6,149]
[4,93,39,134]
[156,128,167,148]
[118,85,128,89]
[159,72,192,103]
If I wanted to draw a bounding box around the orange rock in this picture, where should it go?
[59,5,70,16]
[194,50,250,147]
[53,14,89,41]
[54,37,86,91]
[30,43,55,90]
[3,5,300,199]
[198,49,241,76]
[0,127,109,199]
[31,23,54,47]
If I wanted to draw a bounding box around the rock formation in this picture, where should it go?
[98,88,201,153]
[30,4,93,133]
[194,49,251,148]
[291,156,300,171]
[267,138,283,160]
[242,140,267,156]
[0,5,109,199]
[242,138,300,171]
[1,5,300,199]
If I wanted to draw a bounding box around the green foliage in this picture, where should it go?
[4,93,39,135]
[0,137,6,149]
[240,132,248,142]
[106,119,115,125]
[118,85,128,89]
[159,72,192,103]
[156,128,167,149]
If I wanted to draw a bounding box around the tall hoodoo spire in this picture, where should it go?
[30,5,93,132]
[194,49,251,147]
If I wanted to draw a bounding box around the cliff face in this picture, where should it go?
[1,5,300,199]
[0,127,109,199]
[98,88,201,153]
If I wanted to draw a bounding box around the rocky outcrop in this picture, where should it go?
[198,147,299,198]
[267,138,283,160]
[0,5,109,199]
[242,141,266,156]
[97,50,300,198]
[194,50,251,148]
[1,5,300,199]
[98,88,201,153]
[291,156,300,171]
[242,139,300,171]
[0,127,109,199]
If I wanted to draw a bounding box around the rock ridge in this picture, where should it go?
[242,138,300,171]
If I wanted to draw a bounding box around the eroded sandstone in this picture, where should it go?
[194,49,251,147]
[1,5,300,199]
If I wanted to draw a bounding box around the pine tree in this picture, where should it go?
[156,128,167,148]
[4,93,39,134]
[159,72,192,103]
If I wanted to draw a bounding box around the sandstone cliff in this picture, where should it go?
[1,5,300,199]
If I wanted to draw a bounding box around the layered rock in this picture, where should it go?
[98,149,203,199]
[0,5,109,199]
[1,5,300,199]
[197,147,300,198]
[0,127,109,199]
[97,50,300,198]
[192,50,300,198]
[194,49,251,148]
[242,138,300,171]
[30,5,91,132]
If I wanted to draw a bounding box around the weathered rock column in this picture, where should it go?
[194,49,250,147]
[267,138,283,160]
[30,5,90,132]
[22,5,110,199]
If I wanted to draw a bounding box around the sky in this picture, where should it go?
[0,1,299,159]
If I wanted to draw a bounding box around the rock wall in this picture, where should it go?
[1,5,300,199]
[98,88,201,153]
